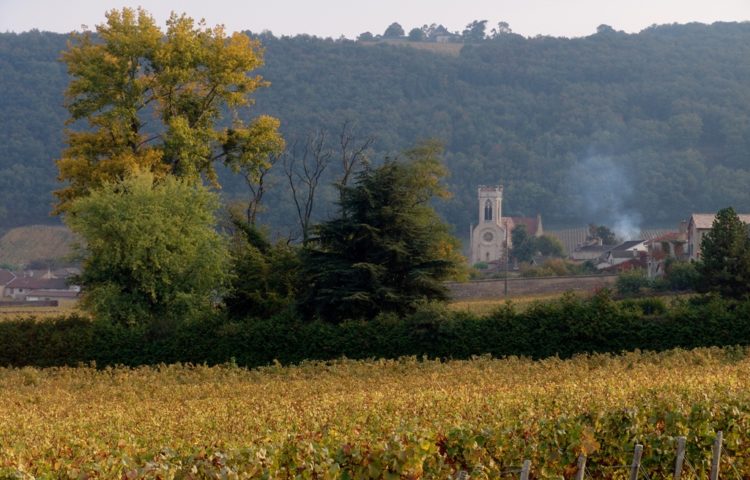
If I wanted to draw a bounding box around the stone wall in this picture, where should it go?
[446,274,617,301]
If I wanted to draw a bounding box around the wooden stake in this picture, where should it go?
[710,431,723,480]
[674,436,686,480]
[575,454,587,480]
[520,459,531,480]
[630,444,643,480]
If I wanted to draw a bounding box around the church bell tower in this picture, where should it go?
[470,185,507,264]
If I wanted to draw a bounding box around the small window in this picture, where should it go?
[484,199,493,221]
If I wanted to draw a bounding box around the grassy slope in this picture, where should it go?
[0,225,74,267]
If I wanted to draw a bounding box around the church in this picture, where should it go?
[469,185,543,265]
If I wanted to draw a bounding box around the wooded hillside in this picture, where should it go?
[2,22,750,235]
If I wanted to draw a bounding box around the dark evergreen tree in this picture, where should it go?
[511,224,536,262]
[224,216,301,319]
[300,142,464,321]
[697,207,750,298]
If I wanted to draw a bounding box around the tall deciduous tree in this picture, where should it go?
[536,235,564,257]
[383,22,405,38]
[408,28,425,42]
[462,20,488,42]
[66,173,229,327]
[697,207,750,298]
[300,141,465,321]
[283,130,332,243]
[588,224,618,245]
[55,7,283,212]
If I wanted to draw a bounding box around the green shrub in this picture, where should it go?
[620,297,668,316]
[664,259,700,291]
[616,269,651,296]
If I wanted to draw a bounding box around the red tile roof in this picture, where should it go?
[0,269,15,286]
[503,216,542,237]
[6,277,69,290]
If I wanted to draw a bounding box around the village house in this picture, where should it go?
[645,229,688,278]
[2,268,81,301]
[687,213,750,261]
[569,240,611,261]
[0,269,16,298]
[595,240,649,272]
[4,276,75,300]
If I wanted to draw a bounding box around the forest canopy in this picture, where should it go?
[2,22,750,236]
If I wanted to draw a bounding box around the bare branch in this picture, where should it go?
[283,131,332,243]
[245,151,280,225]
[136,134,162,149]
[338,121,374,190]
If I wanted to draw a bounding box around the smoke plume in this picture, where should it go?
[565,156,642,241]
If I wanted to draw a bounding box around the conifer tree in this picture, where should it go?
[300,141,464,321]
[697,207,750,298]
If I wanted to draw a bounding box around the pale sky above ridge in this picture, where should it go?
[1,0,749,39]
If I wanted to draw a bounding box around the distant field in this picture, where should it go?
[0,300,79,319]
[449,292,568,315]
[449,291,692,315]
[359,39,464,56]
[0,224,74,267]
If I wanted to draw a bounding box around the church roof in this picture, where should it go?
[503,215,542,237]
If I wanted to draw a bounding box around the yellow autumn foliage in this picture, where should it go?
[1,348,749,478]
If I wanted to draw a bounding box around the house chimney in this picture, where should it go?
[679,219,687,234]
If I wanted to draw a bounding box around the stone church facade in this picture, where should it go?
[470,185,508,264]
[469,184,543,265]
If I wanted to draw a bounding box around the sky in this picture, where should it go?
[1,0,749,39]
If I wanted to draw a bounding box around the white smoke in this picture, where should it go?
[565,155,642,241]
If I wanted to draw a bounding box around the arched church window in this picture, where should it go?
[484,199,492,221]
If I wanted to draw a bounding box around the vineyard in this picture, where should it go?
[1,347,750,479]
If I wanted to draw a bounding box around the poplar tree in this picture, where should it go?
[55,7,283,212]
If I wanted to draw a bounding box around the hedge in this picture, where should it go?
[2,292,750,368]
